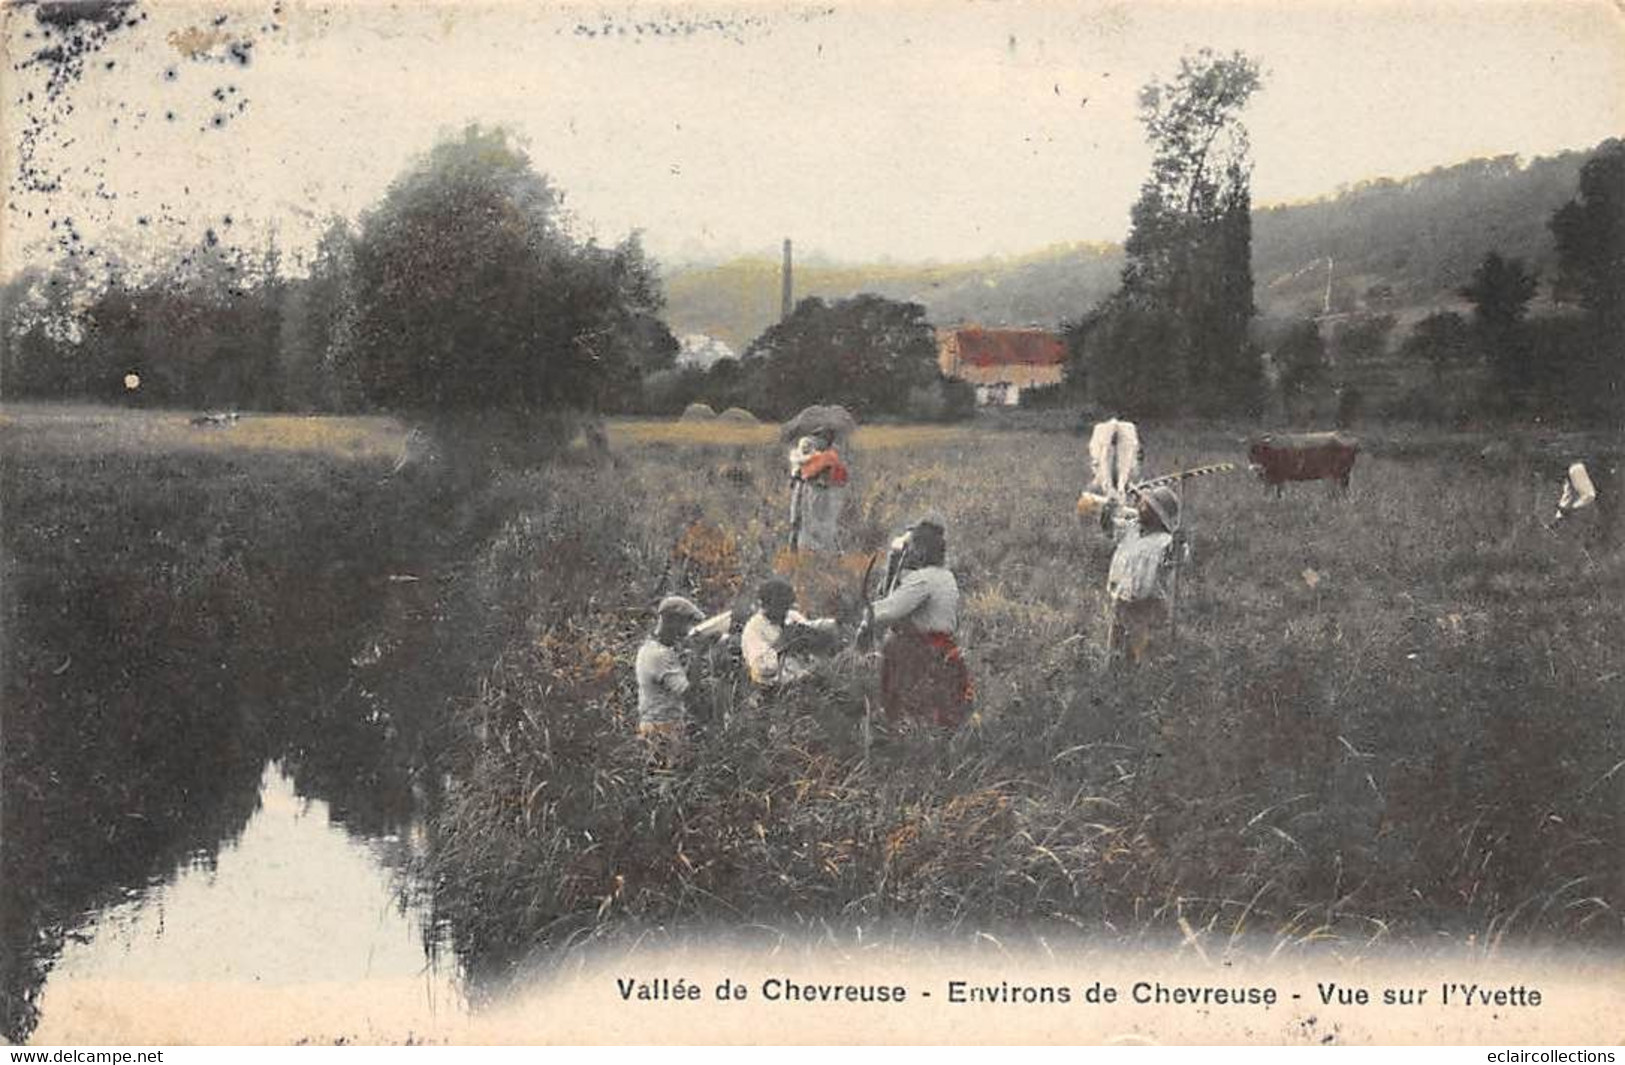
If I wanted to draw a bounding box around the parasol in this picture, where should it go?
[779,404,858,445]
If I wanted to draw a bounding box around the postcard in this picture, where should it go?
[2,0,1620,1047]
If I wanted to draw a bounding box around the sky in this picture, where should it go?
[2,0,1622,275]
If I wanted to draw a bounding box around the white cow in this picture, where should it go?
[1077,418,1142,523]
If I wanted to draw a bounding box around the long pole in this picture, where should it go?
[1167,538,1182,644]
[1167,484,1186,645]
[1101,600,1117,672]
[788,476,804,552]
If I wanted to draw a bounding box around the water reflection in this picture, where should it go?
[1,432,465,1043]
[30,764,463,1044]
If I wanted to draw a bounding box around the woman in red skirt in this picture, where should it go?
[859,518,973,728]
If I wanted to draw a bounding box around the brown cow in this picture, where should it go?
[1247,432,1359,494]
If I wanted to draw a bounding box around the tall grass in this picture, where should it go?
[423,422,1624,980]
[5,405,1617,1030]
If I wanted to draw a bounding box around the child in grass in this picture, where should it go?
[1104,486,1182,666]
[740,577,838,689]
[634,596,706,763]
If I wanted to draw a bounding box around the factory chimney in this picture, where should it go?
[780,238,793,321]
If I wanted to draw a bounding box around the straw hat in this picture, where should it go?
[656,596,706,621]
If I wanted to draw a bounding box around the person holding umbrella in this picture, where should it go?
[782,406,855,554]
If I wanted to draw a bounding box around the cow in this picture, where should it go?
[1087,418,1142,500]
[1247,431,1359,495]
[1078,418,1142,523]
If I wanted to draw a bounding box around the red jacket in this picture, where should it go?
[798,448,849,487]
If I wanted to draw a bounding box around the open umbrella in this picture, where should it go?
[779,404,858,445]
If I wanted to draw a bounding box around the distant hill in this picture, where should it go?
[1251,143,1607,413]
[1252,145,1603,326]
[662,242,1123,351]
[662,141,1613,352]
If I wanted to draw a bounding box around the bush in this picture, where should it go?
[350,125,666,420]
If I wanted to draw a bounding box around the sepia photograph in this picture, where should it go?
[1,0,1621,1047]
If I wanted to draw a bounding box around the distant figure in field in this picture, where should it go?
[1101,486,1184,667]
[1076,417,1142,523]
[634,596,706,765]
[788,429,849,553]
[740,578,838,689]
[859,517,973,729]
[1553,461,1597,526]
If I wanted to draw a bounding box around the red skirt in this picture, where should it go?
[880,629,973,728]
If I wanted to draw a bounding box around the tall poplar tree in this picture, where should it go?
[1086,49,1264,417]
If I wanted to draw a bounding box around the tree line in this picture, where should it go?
[1062,49,1621,427]
[0,125,967,428]
[1254,141,1622,427]
[2,72,1618,430]
[1,126,677,419]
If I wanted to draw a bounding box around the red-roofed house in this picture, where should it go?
[937,326,1068,406]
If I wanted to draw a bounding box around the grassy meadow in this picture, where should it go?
[423,415,1624,974]
[3,403,1620,1026]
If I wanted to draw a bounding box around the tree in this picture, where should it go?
[1276,317,1328,420]
[741,294,942,419]
[1548,139,1623,424]
[279,218,361,412]
[1332,312,1396,365]
[1549,139,1623,326]
[1085,49,1264,417]
[1461,252,1538,333]
[1400,310,1472,384]
[1461,251,1538,408]
[349,124,666,425]
[0,264,84,399]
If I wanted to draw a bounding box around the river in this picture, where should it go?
[1,410,482,1044]
[27,764,464,1044]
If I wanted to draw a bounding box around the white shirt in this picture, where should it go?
[789,437,819,473]
[869,565,960,634]
[1558,462,1596,515]
[741,609,837,686]
[1107,521,1175,603]
[635,638,689,726]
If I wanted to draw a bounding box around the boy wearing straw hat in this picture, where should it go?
[635,596,707,763]
[1104,486,1183,666]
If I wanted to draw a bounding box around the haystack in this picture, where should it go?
[679,402,718,422]
[716,407,759,424]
